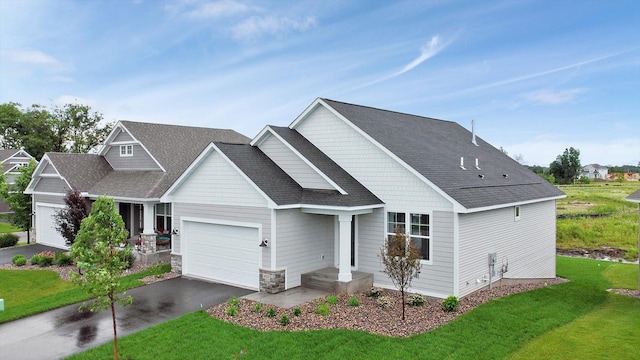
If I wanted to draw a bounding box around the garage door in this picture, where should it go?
[184,221,259,289]
[36,204,67,249]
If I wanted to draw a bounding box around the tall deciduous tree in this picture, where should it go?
[0,160,37,235]
[52,103,113,154]
[0,102,113,159]
[549,147,581,185]
[380,230,422,320]
[71,196,132,360]
[53,188,90,246]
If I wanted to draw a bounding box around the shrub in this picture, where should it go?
[407,293,425,307]
[377,296,393,308]
[624,248,638,261]
[54,252,74,267]
[266,307,277,318]
[228,297,240,307]
[279,314,290,326]
[314,303,330,316]
[116,248,135,270]
[252,302,263,313]
[326,295,338,305]
[292,306,302,316]
[30,254,42,266]
[347,296,360,307]
[224,305,238,316]
[442,295,460,312]
[35,251,55,267]
[12,254,26,266]
[368,287,383,298]
[0,233,20,248]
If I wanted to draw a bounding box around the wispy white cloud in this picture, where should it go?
[524,88,587,105]
[397,35,449,76]
[184,0,255,19]
[231,15,318,40]
[9,49,70,72]
[48,76,74,83]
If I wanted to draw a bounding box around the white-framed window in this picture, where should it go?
[155,203,172,233]
[514,206,521,221]
[387,211,431,263]
[120,145,133,157]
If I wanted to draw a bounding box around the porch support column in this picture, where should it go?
[140,202,156,254]
[337,214,352,282]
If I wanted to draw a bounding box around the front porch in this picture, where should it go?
[301,267,373,294]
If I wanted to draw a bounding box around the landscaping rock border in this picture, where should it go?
[209,278,567,338]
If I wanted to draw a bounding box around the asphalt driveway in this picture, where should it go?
[0,277,253,359]
[0,243,63,264]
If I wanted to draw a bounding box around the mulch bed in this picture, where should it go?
[209,278,568,338]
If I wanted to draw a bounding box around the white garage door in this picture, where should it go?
[36,204,67,249]
[184,221,259,289]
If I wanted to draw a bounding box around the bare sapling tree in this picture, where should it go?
[380,230,422,320]
[71,196,132,360]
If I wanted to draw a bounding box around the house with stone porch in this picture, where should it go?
[24,121,250,263]
[161,98,565,298]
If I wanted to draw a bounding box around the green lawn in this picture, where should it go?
[557,184,639,259]
[67,257,640,360]
[0,264,170,323]
[0,222,21,233]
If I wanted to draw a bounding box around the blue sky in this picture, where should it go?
[1,0,638,166]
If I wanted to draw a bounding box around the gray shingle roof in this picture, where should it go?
[215,141,382,207]
[45,122,250,199]
[627,189,640,202]
[1,148,28,173]
[45,153,112,190]
[321,98,565,209]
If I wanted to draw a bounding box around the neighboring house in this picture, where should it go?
[24,121,250,252]
[581,164,609,180]
[160,98,565,298]
[0,148,35,215]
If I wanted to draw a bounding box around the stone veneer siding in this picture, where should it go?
[171,254,182,274]
[260,268,286,293]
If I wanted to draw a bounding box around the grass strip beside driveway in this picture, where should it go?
[67,257,638,360]
[0,264,170,324]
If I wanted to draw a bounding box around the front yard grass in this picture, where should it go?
[0,222,21,234]
[67,257,639,360]
[0,264,170,324]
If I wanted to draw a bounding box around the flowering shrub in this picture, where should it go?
[377,296,393,308]
[36,251,55,267]
[368,287,383,298]
[407,293,425,306]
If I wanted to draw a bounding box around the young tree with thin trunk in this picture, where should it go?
[54,188,90,246]
[71,196,132,360]
[380,230,422,320]
[0,160,37,240]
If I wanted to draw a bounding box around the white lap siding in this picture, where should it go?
[357,208,455,298]
[458,201,557,297]
[173,203,272,270]
[275,209,334,289]
[294,105,452,211]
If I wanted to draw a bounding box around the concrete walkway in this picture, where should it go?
[0,277,252,360]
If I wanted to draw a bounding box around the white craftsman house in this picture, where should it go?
[24,121,250,259]
[161,98,565,298]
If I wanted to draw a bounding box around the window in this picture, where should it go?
[155,203,172,233]
[514,206,521,221]
[387,211,431,262]
[120,145,133,157]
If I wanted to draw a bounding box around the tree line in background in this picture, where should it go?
[0,102,113,159]
[0,101,113,236]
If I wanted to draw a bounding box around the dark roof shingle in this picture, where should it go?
[321,98,565,209]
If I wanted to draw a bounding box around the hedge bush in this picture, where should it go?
[442,295,460,312]
[12,254,26,266]
[54,252,74,267]
[0,233,20,248]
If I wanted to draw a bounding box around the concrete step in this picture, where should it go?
[301,274,335,293]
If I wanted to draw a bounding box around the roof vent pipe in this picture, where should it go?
[471,119,478,146]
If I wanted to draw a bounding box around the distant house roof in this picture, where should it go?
[29,121,250,200]
[627,189,640,203]
[1,148,33,174]
[317,98,565,210]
